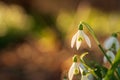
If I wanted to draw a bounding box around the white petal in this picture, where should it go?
[104,37,115,50]
[88,74,94,80]
[103,51,115,63]
[81,74,93,80]
[68,63,75,80]
[103,56,107,64]
[82,31,91,48]
[75,30,83,50]
[68,62,80,80]
[79,63,86,73]
[78,30,84,37]
[81,76,89,80]
[71,32,78,48]
[79,63,94,80]
[76,40,82,50]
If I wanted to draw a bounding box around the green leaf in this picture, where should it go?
[103,49,120,80]
[94,63,108,79]
[117,67,120,75]
[103,68,117,80]
[80,52,105,80]
[113,49,120,65]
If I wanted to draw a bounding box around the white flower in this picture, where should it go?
[104,36,120,52]
[68,62,79,80]
[103,50,115,63]
[79,63,94,80]
[71,30,91,50]
[68,63,93,80]
[81,76,89,80]
[81,75,93,80]
[79,63,87,73]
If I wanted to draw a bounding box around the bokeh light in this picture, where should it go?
[0,0,120,80]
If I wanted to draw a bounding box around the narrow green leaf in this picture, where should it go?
[104,49,120,80]
[113,49,120,64]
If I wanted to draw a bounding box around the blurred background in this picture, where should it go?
[0,0,120,80]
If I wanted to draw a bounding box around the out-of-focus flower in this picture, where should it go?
[104,36,120,52]
[79,63,94,80]
[68,55,79,80]
[68,62,80,80]
[68,60,93,80]
[68,55,80,80]
[71,29,91,50]
[103,50,115,63]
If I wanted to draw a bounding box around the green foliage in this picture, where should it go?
[104,49,120,80]
[69,22,120,80]
[94,64,108,79]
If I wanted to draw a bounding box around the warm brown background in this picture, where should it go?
[0,0,120,80]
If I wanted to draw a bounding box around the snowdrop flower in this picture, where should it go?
[79,63,94,80]
[68,55,79,80]
[71,24,91,50]
[103,50,115,63]
[81,75,94,80]
[68,62,93,80]
[104,34,120,52]
[68,62,80,80]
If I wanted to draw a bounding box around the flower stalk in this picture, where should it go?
[80,59,101,80]
[69,21,120,80]
[81,22,112,64]
[79,52,101,80]
[81,21,120,79]
[71,24,91,50]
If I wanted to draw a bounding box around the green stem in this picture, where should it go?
[116,69,120,80]
[81,22,112,64]
[98,45,112,64]
[81,21,120,79]
[79,53,100,79]
[80,59,101,80]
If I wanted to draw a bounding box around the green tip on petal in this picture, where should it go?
[72,55,78,62]
[79,24,83,30]
[82,71,87,76]
[112,33,117,38]
[74,68,79,75]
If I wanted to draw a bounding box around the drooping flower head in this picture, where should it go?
[71,24,91,50]
[104,33,120,52]
[68,55,93,80]
[79,63,94,80]
[68,55,80,80]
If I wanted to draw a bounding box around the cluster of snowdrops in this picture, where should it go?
[67,22,120,80]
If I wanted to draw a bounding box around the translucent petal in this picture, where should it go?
[76,39,82,50]
[75,30,83,50]
[81,76,89,80]
[71,32,78,48]
[78,30,84,37]
[74,63,79,74]
[68,63,75,80]
[82,31,91,48]
[79,63,86,73]
[79,63,94,80]
[88,74,94,80]
[104,37,115,50]
[103,51,115,63]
